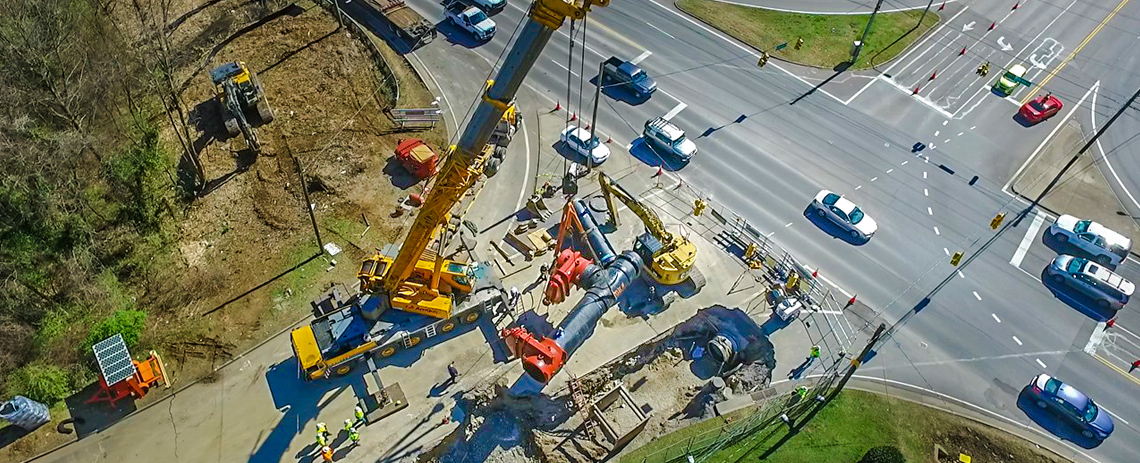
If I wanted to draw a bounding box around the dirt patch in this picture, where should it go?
[935,423,1067,463]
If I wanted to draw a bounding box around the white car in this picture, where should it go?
[810,190,877,240]
[560,126,610,165]
[1049,215,1131,268]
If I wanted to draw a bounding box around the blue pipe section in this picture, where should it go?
[573,199,616,266]
[552,250,644,361]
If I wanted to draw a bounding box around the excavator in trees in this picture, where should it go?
[597,172,703,288]
[210,61,274,151]
[287,0,611,381]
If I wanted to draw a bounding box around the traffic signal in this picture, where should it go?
[745,242,757,260]
[757,51,770,67]
[990,212,1005,229]
[950,252,963,266]
[693,198,707,216]
[795,37,804,50]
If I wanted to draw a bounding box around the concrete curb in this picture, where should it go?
[848,376,1100,463]
[705,0,958,16]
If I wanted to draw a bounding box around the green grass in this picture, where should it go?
[623,390,1055,463]
[676,0,940,70]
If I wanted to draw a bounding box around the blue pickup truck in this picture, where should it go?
[601,56,657,99]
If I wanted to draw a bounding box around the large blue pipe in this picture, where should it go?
[573,199,616,266]
[551,249,643,361]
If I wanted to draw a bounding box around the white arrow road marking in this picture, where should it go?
[997,36,1014,51]
[962,21,976,32]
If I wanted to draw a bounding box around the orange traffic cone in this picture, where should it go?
[847,294,857,307]
[553,101,562,112]
[653,166,664,177]
[569,112,577,122]
[812,268,819,278]
[912,87,920,95]
[929,71,937,80]
[605,135,613,143]
[1107,318,1116,329]
[938,1,945,10]
[1012,2,1019,9]
[989,21,996,30]
[959,47,966,55]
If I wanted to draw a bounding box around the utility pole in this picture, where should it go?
[852,0,886,63]
[877,85,1140,343]
[587,60,603,170]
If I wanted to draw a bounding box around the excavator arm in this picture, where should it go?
[365,0,610,317]
[598,172,672,246]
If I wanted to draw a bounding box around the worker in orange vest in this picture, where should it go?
[321,445,334,462]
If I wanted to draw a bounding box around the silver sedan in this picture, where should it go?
[810,190,878,240]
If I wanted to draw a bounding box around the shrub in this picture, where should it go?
[82,309,147,355]
[5,363,71,405]
[859,445,906,463]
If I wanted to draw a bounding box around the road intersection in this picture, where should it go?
[392,0,1140,460]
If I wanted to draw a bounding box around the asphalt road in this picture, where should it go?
[349,0,1140,460]
[708,0,949,14]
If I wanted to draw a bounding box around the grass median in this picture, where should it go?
[621,390,1069,463]
[676,0,940,70]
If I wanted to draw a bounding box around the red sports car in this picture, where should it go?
[1020,94,1063,124]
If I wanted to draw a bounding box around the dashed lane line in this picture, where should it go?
[973,291,982,301]
[991,313,1001,323]
[1013,335,1023,345]
[1036,358,1048,369]
[933,226,940,235]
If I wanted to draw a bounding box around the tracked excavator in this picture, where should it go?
[210,61,274,151]
[597,172,702,287]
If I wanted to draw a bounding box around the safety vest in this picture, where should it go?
[349,429,360,442]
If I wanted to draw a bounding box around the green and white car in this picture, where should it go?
[992,64,1027,96]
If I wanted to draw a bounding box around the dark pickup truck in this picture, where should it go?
[601,56,657,99]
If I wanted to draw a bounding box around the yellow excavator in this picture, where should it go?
[597,172,700,286]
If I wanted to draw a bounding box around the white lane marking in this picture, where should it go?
[957,132,964,136]
[648,0,847,105]
[784,222,793,227]
[1004,82,1098,193]
[933,226,940,235]
[630,50,653,65]
[1036,358,1048,369]
[1100,405,1130,425]
[855,185,862,190]
[624,143,633,150]
[974,291,982,301]
[1092,86,1140,212]
[924,188,929,196]
[957,271,965,279]
[550,59,580,77]
[942,120,949,126]
[644,22,676,40]
[1084,321,1108,354]
[991,313,1001,323]
[923,171,928,179]
[927,207,933,216]
[663,102,687,121]
[871,177,878,182]
[514,119,532,211]
[901,161,908,166]
[944,248,950,256]
[1013,335,1023,345]
[1010,211,1046,267]
[886,169,894,174]
[944,139,951,143]
[934,131,940,136]
[817,273,853,298]
[1014,264,1043,283]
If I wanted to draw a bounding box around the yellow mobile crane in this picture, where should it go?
[597,172,701,286]
[289,0,609,380]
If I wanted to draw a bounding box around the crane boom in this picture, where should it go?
[367,0,609,317]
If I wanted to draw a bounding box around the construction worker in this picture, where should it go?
[344,419,354,433]
[321,445,334,462]
[349,427,361,446]
[316,432,327,448]
[810,345,821,359]
[316,421,329,438]
[447,362,460,386]
[354,405,365,423]
[535,263,550,284]
[976,61,990,77]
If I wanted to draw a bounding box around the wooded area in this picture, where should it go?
[0,0,289,405]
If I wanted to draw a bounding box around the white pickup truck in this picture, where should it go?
[443,0,496,41]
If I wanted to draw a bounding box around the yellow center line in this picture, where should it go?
[1093,353,1140,387]
[1020,0,1131,104]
